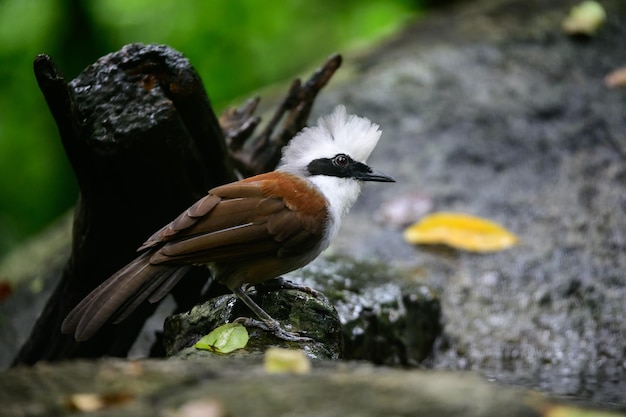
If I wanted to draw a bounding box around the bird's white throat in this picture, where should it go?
[308,174,362,241]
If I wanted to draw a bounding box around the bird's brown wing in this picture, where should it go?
[63,173,329,341]
[146,172,329,265]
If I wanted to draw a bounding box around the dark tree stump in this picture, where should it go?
[12,44,341,364]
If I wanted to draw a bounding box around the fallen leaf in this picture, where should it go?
[122,361,145,377]
[194,323,249,353]
[543,404,623,417]
[65,391,135,412]
[264,348,311,374]
[404,212,518,253]
[66,393,103,412]
[562,1,606,36]
[605,66,626,88]
[173,399,230,417]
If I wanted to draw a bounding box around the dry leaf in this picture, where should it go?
[65,391,135,412]
[66,394,103,412]
[605,66,626,88]
[543,404,622,417]
[264,348,311,374]
[173,399,230,417]
[404,212,518,253]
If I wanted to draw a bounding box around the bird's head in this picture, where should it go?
[279,105,395,183]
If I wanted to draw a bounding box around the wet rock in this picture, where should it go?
[291,256,442,366]
[164,256,441,366]
[163,286,343,360]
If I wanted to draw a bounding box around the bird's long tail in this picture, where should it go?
[61,251,190,342]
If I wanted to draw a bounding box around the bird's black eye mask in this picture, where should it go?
[307,153,373,179]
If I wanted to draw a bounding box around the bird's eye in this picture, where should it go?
[333,154,349,167]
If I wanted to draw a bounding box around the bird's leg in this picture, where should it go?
[255,277,325,301]
[231,287,313,342]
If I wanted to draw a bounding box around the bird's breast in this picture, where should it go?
[241,171,330,236]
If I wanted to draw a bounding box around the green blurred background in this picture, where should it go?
[0,0,420,259]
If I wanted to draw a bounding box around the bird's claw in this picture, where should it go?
[234,317,313,343]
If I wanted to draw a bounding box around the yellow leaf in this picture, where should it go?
[403,212,518,253]
[543,404,623,417]
[264,348,311,374]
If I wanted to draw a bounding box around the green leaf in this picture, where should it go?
[194,323,249,353]
[562,1,606,36]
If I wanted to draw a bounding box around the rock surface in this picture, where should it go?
[1,357,546,417]
[293,256,442,365]
[164,286,343,360]
[164,258,441,365]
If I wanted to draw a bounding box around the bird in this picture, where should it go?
[62,105,395,342]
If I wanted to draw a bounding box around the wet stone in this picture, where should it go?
[288,256,442,365]
[163,286,343,360]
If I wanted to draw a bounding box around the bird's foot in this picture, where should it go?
[255,277,326,301]
[234,316,313,343]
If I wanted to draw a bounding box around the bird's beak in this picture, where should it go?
[356,168,396,183]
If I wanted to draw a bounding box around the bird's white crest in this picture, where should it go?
[278,105,385,247]
[279,105,382,175]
